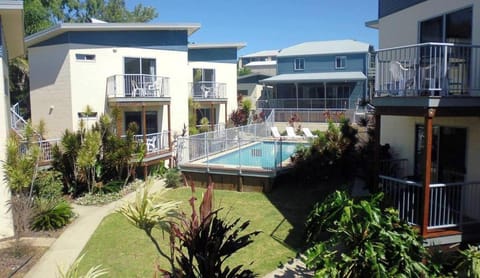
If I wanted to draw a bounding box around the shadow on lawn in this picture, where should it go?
[264,172,350,252]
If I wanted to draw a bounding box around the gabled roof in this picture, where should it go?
[241,49,279,58]
[0,1,24,58]
[278,40,371,57]
[25,22,201,48]
[189,42,246,50]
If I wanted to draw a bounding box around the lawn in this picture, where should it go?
[77,179,338,276]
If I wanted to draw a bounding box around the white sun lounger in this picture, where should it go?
[271,127,284,139]
[285,126,302,139]
[302,128,318,138]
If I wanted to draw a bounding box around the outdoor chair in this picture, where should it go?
[389,61,414,96]
[146,136,158,152]
[131,79,146,97]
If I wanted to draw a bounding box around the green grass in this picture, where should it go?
[77,181,337,276]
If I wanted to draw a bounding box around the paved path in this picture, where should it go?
[263,257,313,278]
[24,179,166,278]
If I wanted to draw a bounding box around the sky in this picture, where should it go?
[127,0,379,57]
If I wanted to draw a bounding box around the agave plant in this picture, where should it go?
[118,181,180,271]
[58,253,108,278]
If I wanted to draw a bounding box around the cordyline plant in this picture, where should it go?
[168,179,260,278]
[119,179,260,277]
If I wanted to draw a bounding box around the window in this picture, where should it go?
[294,58,305,71]
[124,57,156,75]
[124,111,158,135]
[335,56,346,69]
[420,7,472,44]
[193,68,215,83]
[78,111,97,118]
[75,54,96,61]
[414,125,466,183]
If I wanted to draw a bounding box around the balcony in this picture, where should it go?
[190,81,226,101]
[135,131,170,155]
[379,175,480,231]
[106,74,170,102]
[374,43,480,98]
[257,98,351,110]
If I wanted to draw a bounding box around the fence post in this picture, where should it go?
[205,135,209,171]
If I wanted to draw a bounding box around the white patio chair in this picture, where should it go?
[131,79,146,97]
[146,136,157,152]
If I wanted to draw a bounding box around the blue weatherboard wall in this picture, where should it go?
[277,53,366,75]
[188,47,238,63]
[30,30,189,51]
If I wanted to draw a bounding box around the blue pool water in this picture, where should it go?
[206,142,303,168]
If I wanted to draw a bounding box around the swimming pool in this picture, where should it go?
[206,141,303,169]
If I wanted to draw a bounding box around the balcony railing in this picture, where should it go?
[20,138,61,164]
[379,175,480,230]
[375,43,480,97]
[190,81,226,99]
[107,74,170,99]
[257,98,351,110]
[132,131,170,155]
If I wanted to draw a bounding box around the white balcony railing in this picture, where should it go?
[132,131,170,155]
[189,81,226,99]
[375,42,480,97]
[107,74,170,99]
[379,175,480,230]
[20,138,61,163]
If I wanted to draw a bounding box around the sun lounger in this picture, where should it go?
[285,126,302,139]
[302,128,318,138]
[270,127,284,139]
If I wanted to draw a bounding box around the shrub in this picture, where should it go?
[92,180,123,194]
[149,161,167,178]
[164,168,182,188]
[291,119,358,183]
[35,170,64,199]
[304,190,433,277]
[456,245,480,278]
[31,198,74,231]
[305,190,351,244]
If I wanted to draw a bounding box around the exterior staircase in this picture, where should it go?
[10,103,57,164]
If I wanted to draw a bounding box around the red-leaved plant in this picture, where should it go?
[148,177,260,278]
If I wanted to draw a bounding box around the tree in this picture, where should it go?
[76,129,101,193]
[3,121,44,246]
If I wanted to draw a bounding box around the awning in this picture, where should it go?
[260,71,367,84]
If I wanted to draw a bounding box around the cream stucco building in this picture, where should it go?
[369,0,480,244]
[26,22,244,170]
[0,0,25,239]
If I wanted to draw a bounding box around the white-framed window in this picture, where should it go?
[335,56,346,69]
[75,53,96,61]
[294,58,305,71]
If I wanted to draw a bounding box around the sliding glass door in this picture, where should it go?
[415,125,466,183]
